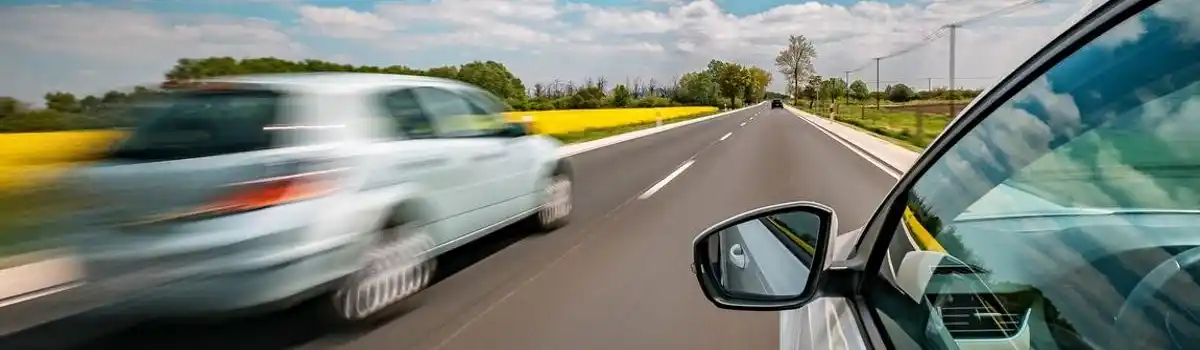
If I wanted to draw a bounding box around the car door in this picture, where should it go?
[453,86,542,215]
[842,1,1200,349]
[366,88,473,249]
[409,86,515,236]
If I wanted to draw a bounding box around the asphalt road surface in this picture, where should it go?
[37,106,899,350]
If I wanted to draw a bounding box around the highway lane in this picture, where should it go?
[52,106,899,350]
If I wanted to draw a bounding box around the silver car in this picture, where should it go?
[689,0,1200,349]
[60,73,573,326]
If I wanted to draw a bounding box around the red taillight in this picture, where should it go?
[131,171,339,225]
[203,175,334,215]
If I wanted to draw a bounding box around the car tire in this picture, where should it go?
[532,171,573,232]
[313,217,436,328]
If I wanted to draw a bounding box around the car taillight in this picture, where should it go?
[127,169,343,226]
[201,173,336,215]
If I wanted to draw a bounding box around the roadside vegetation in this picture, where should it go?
[773,34,983,150]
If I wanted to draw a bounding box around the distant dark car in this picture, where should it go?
[771,100,783,109]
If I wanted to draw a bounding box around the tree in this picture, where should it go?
[611,84,632,107]
[820,78,847,105]
[804,75,823,108]
[44,92,81,113]
[887,83,916,103]
[709,60,753,107]
[848,80,870,102]
[0,97,24,118]
[746,66,772,103]
[456,60,526,100]
[774,35,817,104]
[676,71,718,105]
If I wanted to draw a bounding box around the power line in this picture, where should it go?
[842,0,1063,74]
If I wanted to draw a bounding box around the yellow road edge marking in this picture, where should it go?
[902,208,947,253]
[765,217,817,254]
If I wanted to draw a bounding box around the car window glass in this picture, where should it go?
[867,1,1200,349]
[108,89,283,161]
[412,87,505,138]
[382,89,435,139]
[460,88,508,114]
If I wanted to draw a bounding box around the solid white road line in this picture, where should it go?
[638,160,695,199]
[558,103,764,158]
[788,112,903,179]
[719,132,732,142]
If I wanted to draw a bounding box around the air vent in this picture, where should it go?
[931,293,1030,339]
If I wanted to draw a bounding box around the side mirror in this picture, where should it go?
[499,122,529,138]
[690,201,838,311]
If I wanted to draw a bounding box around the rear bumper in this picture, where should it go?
[67,197,374,316]
[100,242,360,317]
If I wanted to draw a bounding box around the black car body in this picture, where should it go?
[771,100,783,109]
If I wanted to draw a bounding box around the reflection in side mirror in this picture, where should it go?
[500,122,529,138]
[691,201,838,311]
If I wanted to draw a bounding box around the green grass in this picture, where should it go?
[0,185,77,261]
[549,111,717,144]
[802,104,950,150]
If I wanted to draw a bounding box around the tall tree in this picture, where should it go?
[774,35,818,104]
[709,60,752,107]
[848,80,870,102]
[746,66,772,102]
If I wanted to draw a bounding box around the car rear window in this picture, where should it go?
[108,89,284,161]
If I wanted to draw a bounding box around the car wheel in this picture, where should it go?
[534,172,572,231]
[316,218,436,327]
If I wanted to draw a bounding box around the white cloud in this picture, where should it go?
[0,4,305,102]
[0,0,1095,103]
[297,5,397,39]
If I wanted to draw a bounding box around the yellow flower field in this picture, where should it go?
[0,107,717,191]
[503,106,717,135]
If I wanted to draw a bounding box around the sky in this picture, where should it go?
[0,0,1098,104]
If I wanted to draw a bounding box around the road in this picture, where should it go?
[28,106,899,350]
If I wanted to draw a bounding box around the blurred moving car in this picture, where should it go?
[689,0,1200,349]
[62,73,574,325]
[770,99,783,109]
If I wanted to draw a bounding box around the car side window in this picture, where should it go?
[411,87,505,138]
[381,89,436,139]
[865,1,1200,349]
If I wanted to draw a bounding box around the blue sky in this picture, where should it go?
[0,0,1090,104]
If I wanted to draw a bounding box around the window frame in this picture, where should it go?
[839,0,1164,349]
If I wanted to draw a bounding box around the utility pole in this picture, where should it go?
[947,23,959,116]
[874,57,882,110]
[842,70,851,120]
[927,77,933,92]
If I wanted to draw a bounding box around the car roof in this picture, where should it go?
[196,72,471,94]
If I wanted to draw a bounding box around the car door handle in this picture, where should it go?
[729,244,747,269]
[397,157,449,170]
[470,152,506,162]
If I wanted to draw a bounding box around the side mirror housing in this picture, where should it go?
[690,201,841,311]
[499,122,529,138]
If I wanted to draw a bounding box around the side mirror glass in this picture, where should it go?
[499,122,528,137]
[691,201,838,311]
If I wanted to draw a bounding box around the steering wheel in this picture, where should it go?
[1114,245,1200,349]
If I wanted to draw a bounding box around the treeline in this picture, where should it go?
[0,57,774,133]
[793,75,983,108]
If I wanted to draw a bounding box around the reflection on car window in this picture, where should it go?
[108,89,282,161]
[412,87,505,137]
[870,1,1200,349]
[383,89,435,139]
